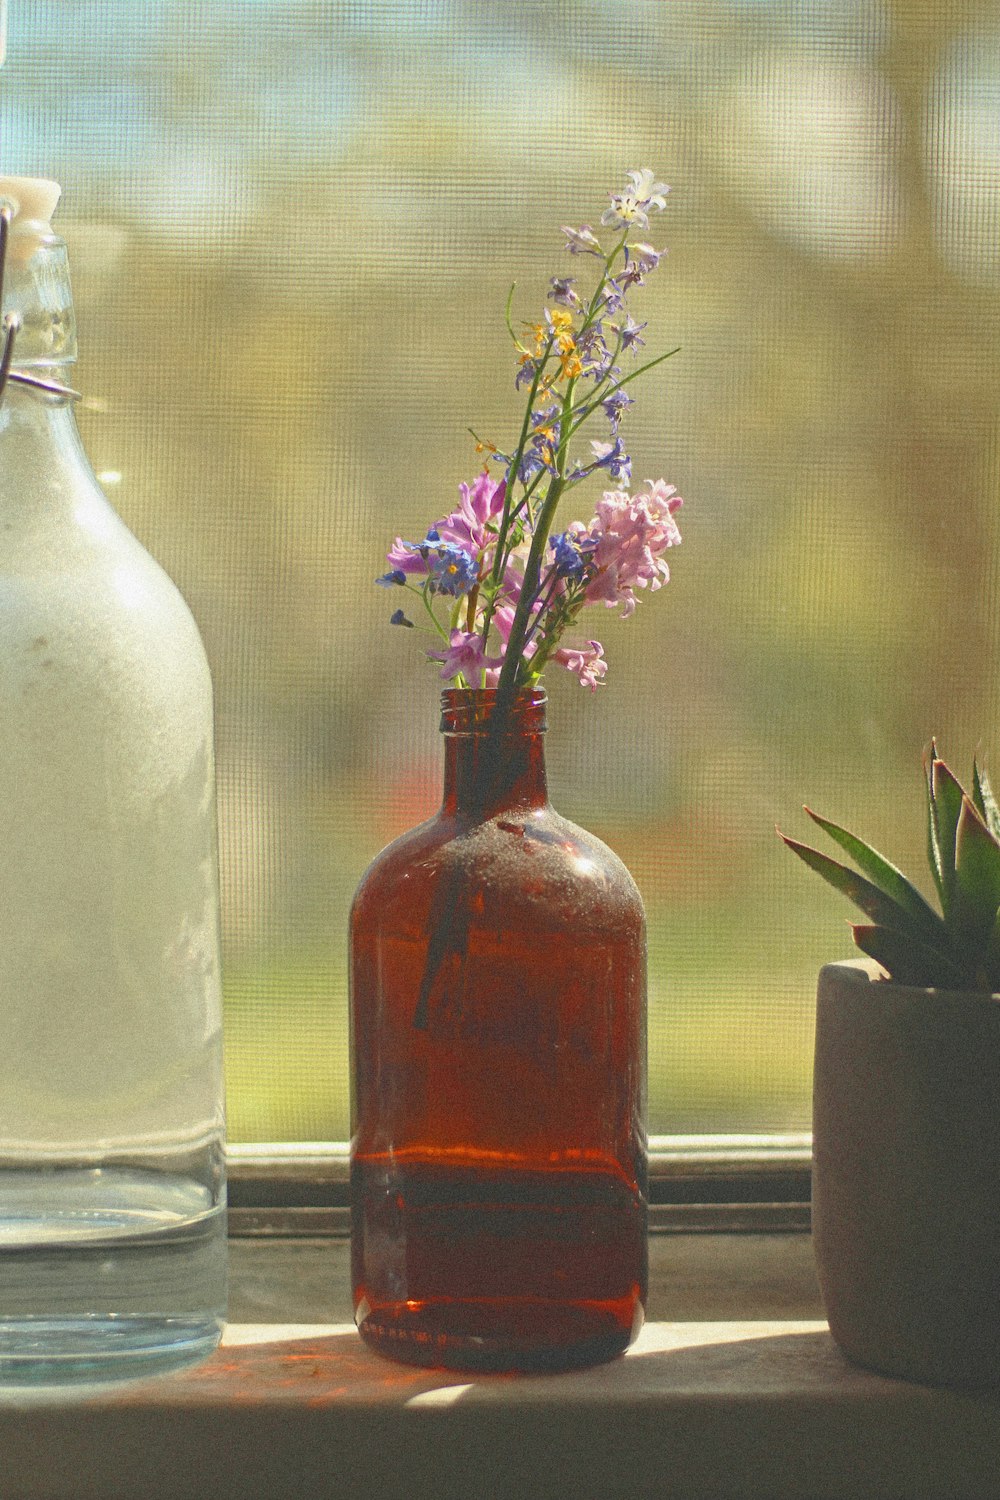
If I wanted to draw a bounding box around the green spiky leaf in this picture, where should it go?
[850,924,969,989]
[952,795,1000,948]
[784,745,1000,992]
[778,831,946,945]
[930,755,964,919]
[972,759,1000,843]
[803,806,943,934]
[924,742,945,908]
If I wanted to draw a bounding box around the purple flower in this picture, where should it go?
[531,405,560,436]
[515,357,538,390]
[547,277,581,309]
[602,389,635,430]
[518,449,552,484]
[389,608,414,627]
[519,409,560,482]
[590,437,632,483]
[612,314,647,353]
[376,568,407,587]
[561,223,602,256]
[428,629,503,684]
[630,241,665,274]
[576,325,615,380]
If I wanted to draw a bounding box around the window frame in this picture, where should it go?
[227,1135,813,1237]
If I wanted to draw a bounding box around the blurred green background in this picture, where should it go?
[2,0,998,1139]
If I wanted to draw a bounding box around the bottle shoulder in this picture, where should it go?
[351,803,645,934]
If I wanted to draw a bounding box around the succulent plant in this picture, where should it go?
[779,743,1000,991]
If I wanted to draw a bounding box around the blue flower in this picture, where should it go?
[549,530,596,581]
[576,325,614,380]
[599,281,627,316]
[518,450,550,485]
[426,542,479,597]
[395,531,477,596]
[389,608,414,627]
[376,568,407,587]
[531,405,560,435]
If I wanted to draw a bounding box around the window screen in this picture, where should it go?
[2,0,997,1141]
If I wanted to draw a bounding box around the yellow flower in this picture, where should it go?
[524,321,548,356]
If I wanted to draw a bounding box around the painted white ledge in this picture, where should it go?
[1,1321,998,1500]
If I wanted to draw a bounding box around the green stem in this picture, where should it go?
[494,379,576,709]
[419,583,449,638]
[479,346,552,647]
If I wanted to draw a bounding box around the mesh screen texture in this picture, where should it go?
[2,0,998,1140]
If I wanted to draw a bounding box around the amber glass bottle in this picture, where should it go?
[350,688,647,1372]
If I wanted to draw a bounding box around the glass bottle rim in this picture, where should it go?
[440,686,547,734]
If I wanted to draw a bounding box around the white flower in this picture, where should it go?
[601,168,671,231]
[626,169,670,212]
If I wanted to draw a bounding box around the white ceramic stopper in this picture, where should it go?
[0,176,62,263]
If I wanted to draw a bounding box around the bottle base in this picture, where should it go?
[0,1315,224,1386]
[357,1297,641,1373]
[0,1167,227,1386]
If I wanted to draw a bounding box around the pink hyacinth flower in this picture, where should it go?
[553,639,608,691]
[385,535,430,577]
[428,629,503,684]
[437,470,507,555]
[583,480,682,618]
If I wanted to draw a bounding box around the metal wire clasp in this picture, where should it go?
[0,203,81,405]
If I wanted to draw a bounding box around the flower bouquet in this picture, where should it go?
[377,167,683,703]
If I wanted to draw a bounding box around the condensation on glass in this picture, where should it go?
[0,178,226,1383]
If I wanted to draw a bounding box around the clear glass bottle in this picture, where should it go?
[0,178,226,1382]
[351,688,647,1372]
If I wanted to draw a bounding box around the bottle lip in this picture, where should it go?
[440,686,547,734]
[0,176,63,266]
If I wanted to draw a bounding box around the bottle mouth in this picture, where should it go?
[440,687,547,735]
[0,177,62,266]
[0,182,77,375]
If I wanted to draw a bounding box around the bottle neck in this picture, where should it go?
[0,228,95,522]
[0,382,95,529]
[2,233,78,372]
[440,689,549,819]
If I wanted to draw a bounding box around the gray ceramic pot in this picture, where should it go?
[813,959,1000,1389]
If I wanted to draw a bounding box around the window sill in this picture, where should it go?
[2,1232,998,1500]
